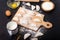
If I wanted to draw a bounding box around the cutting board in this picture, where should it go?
[12,7,52,31]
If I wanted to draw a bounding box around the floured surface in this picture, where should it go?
[12,7,52,31]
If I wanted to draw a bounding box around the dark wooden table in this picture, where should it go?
[0,0,60,40]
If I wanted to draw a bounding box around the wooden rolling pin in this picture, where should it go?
[15,0,50,2]
[41,0,50,2]
[15,0,40,2]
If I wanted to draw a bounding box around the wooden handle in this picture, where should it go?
[15,0,40,2]
[42,22,52,28]
[41,0,50,1]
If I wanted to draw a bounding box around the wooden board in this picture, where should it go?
[12,7,52,31]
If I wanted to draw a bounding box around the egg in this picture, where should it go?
[5,10,11,16]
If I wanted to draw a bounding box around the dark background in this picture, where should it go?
[0,0,60,40]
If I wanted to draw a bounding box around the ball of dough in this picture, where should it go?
[5,10,11,16]
[41,1,55,11]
